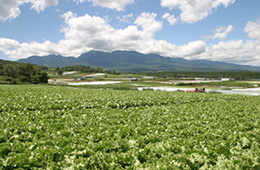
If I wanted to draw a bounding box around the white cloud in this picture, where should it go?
[192,40,260,66]
[30,0,58,12]
[244,18,260,40]
[134,12,162,34]
[0,12,206,59]
[0,0,24,21]
[161,0,235,23]
[194,18,260,66]
[207,25,234,39]
[0,38,58,58]
[0,0,58,21]
[117,13,133,23]
[85,0,135,11]
[1,12,260,66]
[0,38,20,49]
[179,41,207,57]
[162,13,177,25]
[73,0,86,4]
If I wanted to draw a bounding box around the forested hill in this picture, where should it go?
[0,59,48,84]
[18,50,260,72]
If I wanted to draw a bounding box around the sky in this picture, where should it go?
[0,0,260,66]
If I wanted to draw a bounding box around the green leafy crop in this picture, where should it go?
[0,85,259,169]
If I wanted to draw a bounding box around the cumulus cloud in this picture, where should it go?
[0,0,24,21]
[0,0,58,21]
[30,0,58,12]
[81,0,135,11]
[207,25,234,39]
[162,13,177,25]
[179,41,207,57]
[134,12,162,34]
[161,0,235,23]
[244,18,260,40]
[0,38,59,58]
[193,19,260,66]
[0,38,20,50]
[2,11,260,66]
[0,12,206,59]
[196,40,260,66]
[194,18,260,66]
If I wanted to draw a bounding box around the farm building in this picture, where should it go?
[130,78,138,82]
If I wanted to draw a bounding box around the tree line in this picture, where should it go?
[145,71,260,80]
[0,60,48,84]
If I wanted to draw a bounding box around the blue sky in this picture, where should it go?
[0,0,260,66]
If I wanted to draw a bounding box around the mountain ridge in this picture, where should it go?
[18,50,260,72]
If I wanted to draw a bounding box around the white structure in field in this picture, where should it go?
[85,73,106,78]
[221,78,231,81]
[62,71,77,75]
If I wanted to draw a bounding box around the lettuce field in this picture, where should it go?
[0,85,259,169]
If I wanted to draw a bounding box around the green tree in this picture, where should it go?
[37,71,49,83]
[0,63,4,76]
[57,70,63,75]
[18,63,35,83]
[3,64,18,78]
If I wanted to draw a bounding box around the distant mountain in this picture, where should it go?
[18,50,260,72]
[18,55,76,68]
[0,58,41,68]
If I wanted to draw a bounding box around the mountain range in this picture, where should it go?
[18,50,260,72]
